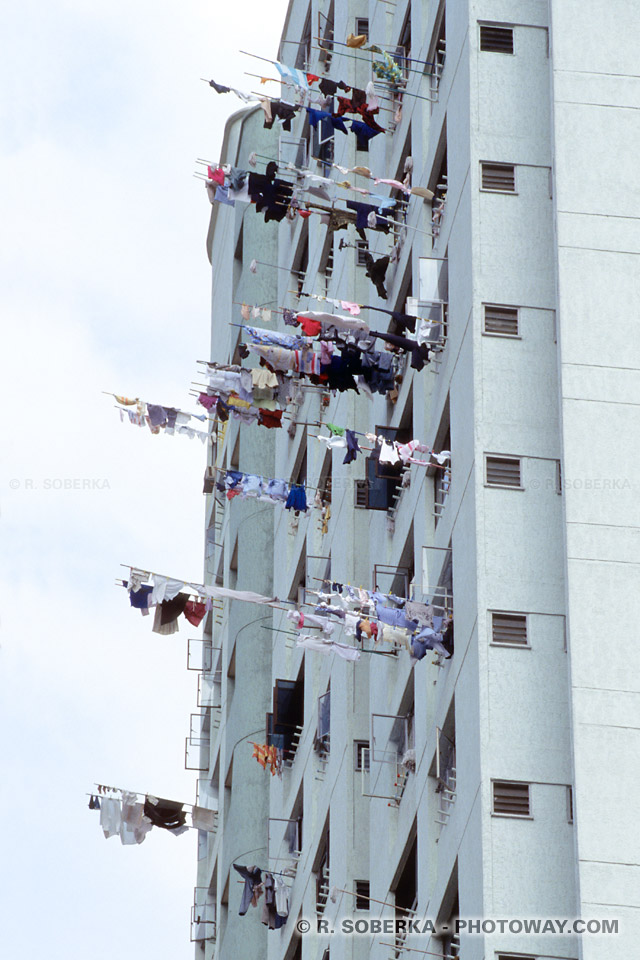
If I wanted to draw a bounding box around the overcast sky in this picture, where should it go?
[0,1,288,956]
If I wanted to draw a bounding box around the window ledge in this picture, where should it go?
[489,641,531,650]
[484,483,524,491]
[479,188,518,196]
[482,331,522,340]
[491,812,533,820]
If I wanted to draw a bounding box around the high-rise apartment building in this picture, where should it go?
[192,4,640,960]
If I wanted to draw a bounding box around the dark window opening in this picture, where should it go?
[269,673,304,762]
[355,881,370,910]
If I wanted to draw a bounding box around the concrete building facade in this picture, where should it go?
[193,3,640,960]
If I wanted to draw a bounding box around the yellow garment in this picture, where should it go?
[227,394,251,409]
[260,77,270,84]
[359,618,374,638]
[346,33,367,48]
[320,504,331,536]
[351,165,372,178]
[115,395,137,405]
[335,180,352,189]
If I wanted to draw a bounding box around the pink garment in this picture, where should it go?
[397,439,431,464]
[340,301,361,315]
[241,304,251,322]
[207,166,225,186]
[374,177,411,196]
[198,393,217,410]
[320,340,335,364]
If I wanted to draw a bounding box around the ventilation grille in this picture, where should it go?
[480,25,514,54]
[355,880,370,910]
[492,613,527,645]
[493,781,530,816]
[484,305,519,336]
[481,162,516,192]
[486,456,521,487]
[354,480,368,508]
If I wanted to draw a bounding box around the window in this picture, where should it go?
[556,460,562,494]
[491,612,528,646]
[492,780,531,817]
[315,824,330,913]
[317,689,331,749]
[481,162,516,193]
[394,6,412,81]
[496,955,539,960]
[567,785,574,823]
[431,143,448,238]
[354,479,369,509]
[485,455,522,488]
[355,17,369,39]
[296,9,312,69]
[355,881,370,910]
[428,2,446,95]
[483,304,519,336]
[270,676,304,762]
[354,740,370,771]
[356,239,369,265]
[480,24,514,54]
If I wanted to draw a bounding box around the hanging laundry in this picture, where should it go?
[143,796,187,833]
[351,120,384,150]
[258,409,283,429]
[191,806,217,832]
[285,484,308,513]
[346,200,394,232]
[233,864,263,915]
[274,877,290,919]
[343,430,361,464]
[346,33,368,48]
[207,79,258,102]
[262,872,286,929]
[152,593,190,635]
[88,794,101,810]
[370,330,431,370]
[275,62,309,89]
[296,635,361,661]
[363,253,391,299]
[306,107,348,134]
[184,600,206,627]
[99,797,122,839]
[318,78,351,96]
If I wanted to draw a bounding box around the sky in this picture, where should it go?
[0,0,288,956]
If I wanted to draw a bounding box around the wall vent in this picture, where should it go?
[481,162,516,192]
[480,25,514,54]
[492,613,528,645]
[493,781,530,817]
[484,304,519,336]
[486,456,522,487]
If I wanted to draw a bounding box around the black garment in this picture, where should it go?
[233,864,262,916]
[216,398,229,421]
[343,431,361,465]
[143,797,186,831]
[346,200,392,232]
[208,79,231,93]
[129,584,153,610]
[363,253,390,300]
[88,795,100,810]
[442,620,454,657]
[331,581,344,592]
[320,352,361,393]
[370,330,431,371]
[360,305,418,334]
[318,78,351,96]
[263,100,299,131]
[159,592,189,626]
[248,172,293,223]
[359,350,395,394]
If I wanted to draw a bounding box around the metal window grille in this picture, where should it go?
[485,456,521,487]
[356,239,369,265]
[492,780,531,816]
[484,304,519,336]
[355,17,369,39]
[480,25,514,54]
[481,162,516,192]
[567,785,574,823]
[491,612,528,645]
